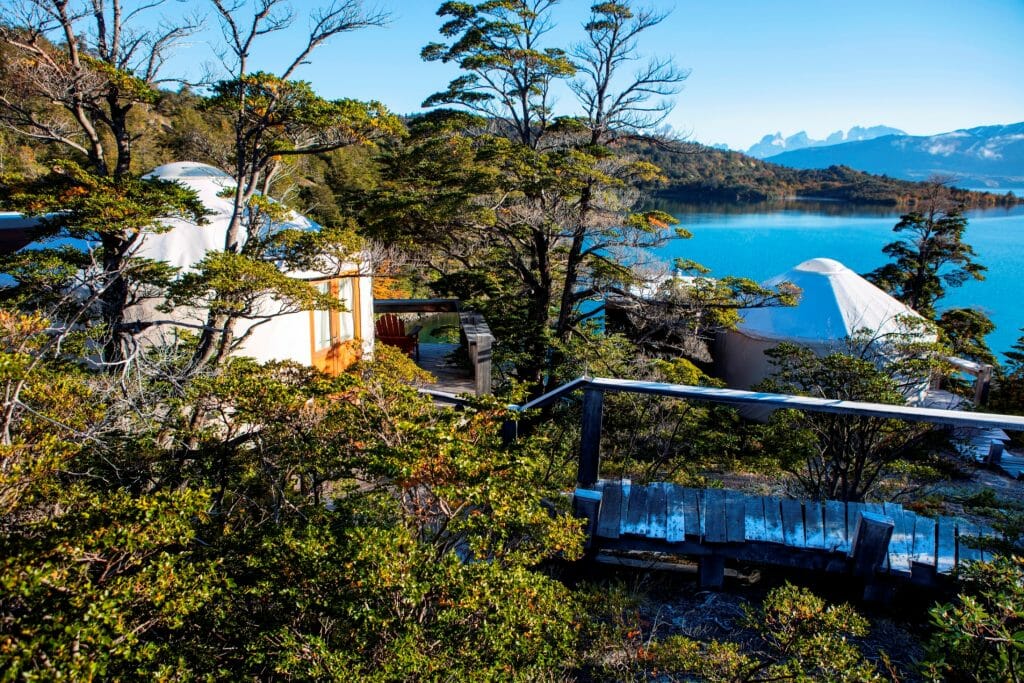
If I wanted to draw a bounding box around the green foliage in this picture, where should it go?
[652,584,881,682]
[2,160,208,238]
[866,203,985,318]
[422,1,576,147]
[582,582,882,682]
[757,337,940,501]
[939,307,997,367]
[991,329,1024,420]
[923,557,1024,682]
[205,73,403,154]
[1,332,588,678]
[0,487,224,680]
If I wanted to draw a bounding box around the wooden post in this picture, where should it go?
[573,488,602,549]
[501,418,518,445]
[975,365,993,406]
[987,441,1005,467]
[849,511,894,577]
[578,388,604,488]
[475,332,492,396]
[699,555,725,589]
[848,511,894,601]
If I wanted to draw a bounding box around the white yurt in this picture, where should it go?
[716,257,934,394]
[3,161,375,373]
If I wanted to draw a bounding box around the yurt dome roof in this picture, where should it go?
[140,162,320,272]
[737,257,931,344]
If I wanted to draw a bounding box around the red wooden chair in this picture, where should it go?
[375,314,421,360]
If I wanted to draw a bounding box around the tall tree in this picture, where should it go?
[189,0,402,370]
[394,1,789,390]
[865,188,986,319]
[421,0,574,149]
[0,0,200,363]
[401,2,686,389]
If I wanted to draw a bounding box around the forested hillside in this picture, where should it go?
[632,141,1019,207]
[2,92,1015,216]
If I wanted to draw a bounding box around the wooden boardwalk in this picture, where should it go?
[417,343,476,396]
[579,481,993,587]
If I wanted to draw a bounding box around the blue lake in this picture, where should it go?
[651,198,1024,359]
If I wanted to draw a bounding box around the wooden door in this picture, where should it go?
[309,277,361,374]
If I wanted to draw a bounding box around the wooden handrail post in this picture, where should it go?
[475,332,492,396]
[578,387,604,488]
[975,364,993,406]
[849,511,894,577]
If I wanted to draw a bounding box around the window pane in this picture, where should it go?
[337,278,354,341]
[315,282,332,349]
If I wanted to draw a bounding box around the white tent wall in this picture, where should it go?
[234,310,314,366]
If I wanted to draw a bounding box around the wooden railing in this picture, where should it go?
[458,311,493,396]
[508,376,1024,489]
[374,298,494,397]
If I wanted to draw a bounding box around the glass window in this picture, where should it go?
[337,278,355,341]
[314,282,332,349]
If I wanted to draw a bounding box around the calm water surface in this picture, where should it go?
[651,197,1024,359]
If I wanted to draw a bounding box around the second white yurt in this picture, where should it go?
[717,257,934,394]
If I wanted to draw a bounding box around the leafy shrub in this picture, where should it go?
[923,556,1024,682]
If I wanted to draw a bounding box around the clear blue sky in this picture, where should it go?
[163,0,1024,150]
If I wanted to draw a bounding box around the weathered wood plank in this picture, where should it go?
[804,501,825,549]
[846,502,865,542]
[744,496,767,543]
[596,481,622,539]
[665,484,686,543]
[704,489,727,543]
[681,487,700,538]
[646,482,668,540]
[573,488,602,546]
[824,500,847,553]
[936,516,957,574]
[781,499,805,548]
[763,497,785,545]
[726,491,746,543]
[622,484,649,537]
[957,521,983,564]
[912,515,937,568]
[617,480,632,538]
[883,503,913,577]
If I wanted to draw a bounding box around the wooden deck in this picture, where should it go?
[579,481,993,586]
[418,342,476,396]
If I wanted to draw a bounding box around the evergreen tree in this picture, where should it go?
[866,197,986,319]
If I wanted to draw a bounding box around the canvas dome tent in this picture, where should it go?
[716,257,935,395]
[1,161,374,373]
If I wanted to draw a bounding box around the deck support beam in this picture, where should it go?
[573,489,602,549]
[699,555,725,589]
[578,388,604,488]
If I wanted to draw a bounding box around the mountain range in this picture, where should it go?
[745,126,905,159]
[765,123,1024,189]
